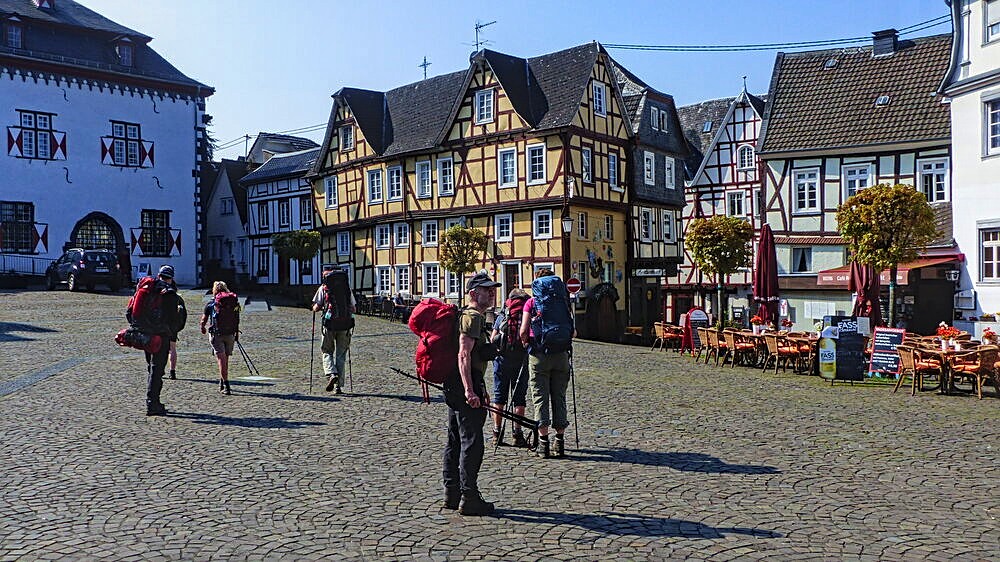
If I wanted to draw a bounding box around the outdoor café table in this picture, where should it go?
[915,346,963,395]
[739,331,768,367]
[786,335,819,375]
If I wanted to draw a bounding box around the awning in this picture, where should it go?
[816,256,960,287]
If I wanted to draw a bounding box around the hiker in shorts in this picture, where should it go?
[519,268,574,458]
[142,265,183,416]
[312,265,355,394]
[199,281,240,395]
[489,288,530,447]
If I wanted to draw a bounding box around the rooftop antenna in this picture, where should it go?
[244,134,251,159]
[742,75,748,92]
[419,56,432,79]
[474,20,496,51]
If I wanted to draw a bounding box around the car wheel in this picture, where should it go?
[67,273,78,292]
[45,273,57,291]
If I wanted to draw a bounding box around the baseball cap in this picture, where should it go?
[466,272,501,292]
[158,265,175,279]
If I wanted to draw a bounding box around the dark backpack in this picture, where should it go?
[126,276,164,332]
[210,292,240,336]
[530,275,573,354]
[323,268,355,331]
[175,294,187,333]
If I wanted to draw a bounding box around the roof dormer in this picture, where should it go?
[5,16,23,49]
[114,36,134,67]
[35,0,55,10]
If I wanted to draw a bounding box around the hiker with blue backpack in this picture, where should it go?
[519,268,575,458]
[199,281,240,396]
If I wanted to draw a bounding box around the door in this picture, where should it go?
[278,256,290,286]
[503,263,520,300]
[674,294,693,325]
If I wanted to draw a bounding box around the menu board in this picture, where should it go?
[680,307,710,354]
[868,327,906,376]
[825,315,866,381]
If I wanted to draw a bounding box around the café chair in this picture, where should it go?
[951,345,1000,399]
[894,344,941,396]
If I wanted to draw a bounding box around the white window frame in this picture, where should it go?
[985,98,1000,157]
[495,213,513,242]
[650,107,659,131]
[981,228,1000,281]
[300,195,313,225]
[367,169,383,203]
[445,218,462,229]
[987,0,1000,44]
[533,262,555,277]
[533,210,553,240]
[498,148,517,188]
[593,82,607,117]
[577,212,587,240]
[917,157,950,203]
[662,210,675,242]
[413,160,431,198]
[437,157,454,195]
[639,208,653,242]
[737,145,755,170]
[396,265,410,295]
[526,143,546,185]
[387,166,403,201]
[644,151,655,185]
[664,157,675,189]
[422,221,438,247]
[609,153,621,192]
[605,215,614,240]
[375,224,391,249]
[257,202,269,230]
[376,266,391,295]
[475,89,494,124]
[337,231,351,256]
[324,176,338,208]
[220,197,234,216]
[727,192,745,217]
[445,270,462,297]
[793,168,820,213]
[582,147,593,183]
[340,125,354,151]
[394,222,409,247]
[423,263,440,297]
[791,247,813,273]
[842,164,872,200]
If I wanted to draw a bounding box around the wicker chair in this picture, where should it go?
[705,329,729,366]
[951,345,1000,399]
[722,329,756,368]
[762,333,799,375]
[894,344,941,395]
[651,322,669,352]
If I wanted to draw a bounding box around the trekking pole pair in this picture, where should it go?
[569,347,580,448]
[495,354,530,453]
[236,338,261,377]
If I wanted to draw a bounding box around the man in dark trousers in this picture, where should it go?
[443,272,500,516]
[144,265,182,416]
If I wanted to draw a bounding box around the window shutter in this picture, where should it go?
[101,137,114,165]
[141,140,154,167]
[169,229,181,256]
[7,127,22,157]
[130,229,142,255]
[51,131,66,160]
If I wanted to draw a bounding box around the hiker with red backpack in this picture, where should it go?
[489,288,530,447]
[126,265,184,416]
[199,281,240,396]
[311,264,355,395]
[519,268,575,458]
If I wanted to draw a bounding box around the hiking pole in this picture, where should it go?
[569,347,579,449]
[348,331,354,393]
[236,340,261,377]
[309,311,316,394]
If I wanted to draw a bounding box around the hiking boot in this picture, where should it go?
[219,379,225,391]
[325,373,338,392]
[492,428,504,446]
[334,385,342,395]
[536,438,550,458]
[459,491,495,516]
[146,404,167,417]
[169,370,176,380]
[554,435,565,458]
[224,385,232,396]
[512,430,528,448]
[443,487,461,510]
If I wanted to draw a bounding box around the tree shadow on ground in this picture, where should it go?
[353,392,444,404]
[167,411,326,429]
[496,509,782,539]
[0,321,57,342]
[573,448,781,474]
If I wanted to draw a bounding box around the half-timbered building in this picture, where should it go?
[0,0,212,286]
[757,30,956,334]
[310,43,636,336]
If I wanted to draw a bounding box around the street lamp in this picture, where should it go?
[561,215,574,234]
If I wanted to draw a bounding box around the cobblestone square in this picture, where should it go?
[1,289,997,560]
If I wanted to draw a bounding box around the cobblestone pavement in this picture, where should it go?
[1,288,998,561]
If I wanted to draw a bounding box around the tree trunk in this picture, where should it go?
[716,277,725,329]
[888,265,898,328]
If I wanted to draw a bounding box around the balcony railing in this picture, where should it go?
[0,253,51,275]
[130,227,181,257]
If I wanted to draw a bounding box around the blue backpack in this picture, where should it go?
[530,275,573,354]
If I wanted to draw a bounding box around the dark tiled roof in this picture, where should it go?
[240,148,320,184]
[255,133,319,152]
[382,71,466,157]
[676,96,734,178]
[607,57,688,156]
[526,43,599,131]
[759,34,952,154]
[0,0,147,38]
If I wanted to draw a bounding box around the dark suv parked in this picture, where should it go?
[45,249,122,292]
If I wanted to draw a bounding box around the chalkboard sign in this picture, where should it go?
[825,315,866,381]
[680,307,710,355]
[868,327,905,376]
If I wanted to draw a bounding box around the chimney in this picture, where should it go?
[872,29,898,57]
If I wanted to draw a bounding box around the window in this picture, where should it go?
[394,222,409,247]
[577,212,587,239]
[843,164,871,199]
[793,169,819,212]
[140,209,171,256]
[609,153,620,191]
[737,145,755,170]
[593,82,607,117]
[257,202,269,230]
[5,20,22,48]
[446,270,462,296]
[0,201,34,253]
[664,157,675,189]
[495,213,512,242]
[918,158,949,202]
[727,192,745,216]
[662,210,675,242]
[416,161,432,197]
[533,210,552,239]
[438,158,454,195]
[396,266,410,295]
[791,247,813,273]
[116,42,133,67]
[498,148,517,187]
[644,151,655,185]
[367,169,383,203]
[375,224,390,248]
[445,217,462,229]
[639,208,652,242]
[422,221,438,246]
[650,107,659,130]
[13,110,57,160]
[702,121,712,133]
[257,248,270,277]
[987,99,1000,156]
[475,89,494,124]
[324,176,338,208]
[387,166,403,201]
[278,200,291,227]
[376,266,391,294]
[300,196,312,225]
[340,126,354,151]
[603,215,614,240]
[526,144,546,184]
[582,148,593,183]
[423,263,440,296]
[299,258,313,277]
[982,229,1000,280]
[987,0,1000,43]
[220,197,234,216]
[337,231,351,256]
[602,261,615,284]
[106,120,146,167]
[659,110,668,131]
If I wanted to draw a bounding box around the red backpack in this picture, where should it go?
[210,292,240,336]
[126,276,163,330]
[504,296,528,351]
[408,298,458,402]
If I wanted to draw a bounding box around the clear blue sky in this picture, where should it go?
[83,0,951,161]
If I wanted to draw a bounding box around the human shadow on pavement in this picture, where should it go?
[167,411,326,429]
[181,378,274,388]
[572,448,781,475]
[248,391,342,403]
[496,509,782,539]
[353,392,444,404]
[0,321,57,342]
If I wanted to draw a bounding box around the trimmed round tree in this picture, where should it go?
[439,225,488,299]
[685,215,754,327]
[271,230,322,287]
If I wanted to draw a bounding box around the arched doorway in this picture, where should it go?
[67,212,130,276]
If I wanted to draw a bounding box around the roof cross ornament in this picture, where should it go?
[419,56,431,80]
